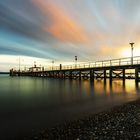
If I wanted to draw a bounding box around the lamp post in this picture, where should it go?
[17,56,24,76]
[34,61,36,67]
[17,56,24,72]
[75,56,77,68]
[52,60,54,70]
[129,42,134,65]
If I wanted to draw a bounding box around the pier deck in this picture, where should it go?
[10,56,140,82]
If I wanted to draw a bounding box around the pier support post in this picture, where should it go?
[135,68,139,83]
[109,69,112,82]
[63,71,65,79]
[58,71,61,78]
[51,72,54,78]
[69,71,72,79]
[122,69,125,81]
[104,70,106,81]
[79,71,81,80]
[48,72,50,78]
[42,71,44,77]
[90,70,94,80]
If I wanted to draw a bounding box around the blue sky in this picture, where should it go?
[0,0,140,71]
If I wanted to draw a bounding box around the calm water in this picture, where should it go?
[0,75,140,139]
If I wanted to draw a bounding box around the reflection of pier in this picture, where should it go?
[10,56,140,82]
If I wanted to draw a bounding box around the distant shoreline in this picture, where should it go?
[0,72,9,74]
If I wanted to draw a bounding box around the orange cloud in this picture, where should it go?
[99,46,121,58]
[33,0,90,43]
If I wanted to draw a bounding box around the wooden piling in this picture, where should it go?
[90,70,94,80]
[122,69,125,81]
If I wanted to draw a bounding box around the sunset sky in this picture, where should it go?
[0,0,140,71]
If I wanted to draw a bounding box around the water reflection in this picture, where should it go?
[1,76,140,139]
[0,76,140,101]
[91,79,140,95]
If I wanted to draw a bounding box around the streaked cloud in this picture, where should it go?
[33,0,90,43]
[1,0,140,71]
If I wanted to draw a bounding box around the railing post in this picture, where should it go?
[60,64,62,70]
[119,59,121,66]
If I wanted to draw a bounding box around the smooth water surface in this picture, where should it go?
[0,75,140,139]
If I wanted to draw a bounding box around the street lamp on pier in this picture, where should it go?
[17,56,24,72]
[129,42,134,65]
[52,60,54,70]
[75,56,77,68]
[34,61,36,67]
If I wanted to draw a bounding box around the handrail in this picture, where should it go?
[18,56,140,72]
[47,56,140,71]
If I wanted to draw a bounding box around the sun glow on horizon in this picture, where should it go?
[121,45,140,58]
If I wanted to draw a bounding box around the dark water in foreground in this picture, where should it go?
[0,75,140,139]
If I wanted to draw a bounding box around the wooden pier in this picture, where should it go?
[10,56,140,82]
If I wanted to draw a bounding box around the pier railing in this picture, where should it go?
[10,56,140,82]
[45,56,140,71]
